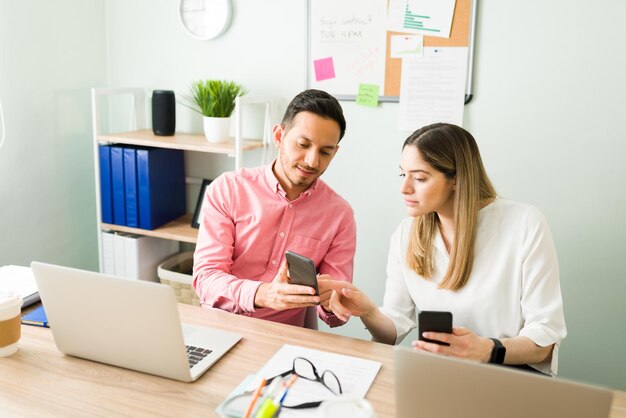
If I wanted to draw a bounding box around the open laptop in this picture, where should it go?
[394,346,613,418]
[31,261,241,382]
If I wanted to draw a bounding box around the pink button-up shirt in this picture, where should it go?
[192,163,356,327]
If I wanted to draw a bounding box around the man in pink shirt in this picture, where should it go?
[193,90,356,328]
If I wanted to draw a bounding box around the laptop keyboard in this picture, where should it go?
[186,345,213,369]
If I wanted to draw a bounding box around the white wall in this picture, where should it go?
[2,0,623,390]
[0,0,107,269]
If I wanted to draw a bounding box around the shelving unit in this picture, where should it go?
[91,88,273,272]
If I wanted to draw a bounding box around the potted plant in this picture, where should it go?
[189,80,247,143]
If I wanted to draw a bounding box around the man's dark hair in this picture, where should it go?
[281,89,346,142]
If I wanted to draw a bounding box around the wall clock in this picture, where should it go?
[179,0,232,41]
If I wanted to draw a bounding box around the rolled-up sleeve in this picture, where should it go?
[519,208,567,374]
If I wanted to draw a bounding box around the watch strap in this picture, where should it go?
[489,338,506,364]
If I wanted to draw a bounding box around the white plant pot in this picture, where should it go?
[202,116,231,143]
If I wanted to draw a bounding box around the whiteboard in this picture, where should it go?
[307,0,388,99]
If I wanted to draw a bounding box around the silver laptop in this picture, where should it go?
[394,346,613,418]
[31,261,241,383]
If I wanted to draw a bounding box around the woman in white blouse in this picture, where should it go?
[329,123,566,375]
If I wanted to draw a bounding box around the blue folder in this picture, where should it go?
[21,305,49,328]
[123,147,139,228]
[98,145,113,224]
[110,146,126,226]
[136,148,186,230]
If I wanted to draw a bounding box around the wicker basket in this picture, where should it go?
[157,251,200,306]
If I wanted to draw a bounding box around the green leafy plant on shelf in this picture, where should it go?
[188,80,247,118]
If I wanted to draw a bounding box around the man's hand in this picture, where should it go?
[254,261,320,310]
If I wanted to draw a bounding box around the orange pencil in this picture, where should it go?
[243,378,267,418]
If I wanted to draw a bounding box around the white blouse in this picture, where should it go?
[379,198,567,375]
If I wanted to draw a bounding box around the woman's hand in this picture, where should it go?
[412,327,494,363]
[317,276,348,310]
[327,283,377,322]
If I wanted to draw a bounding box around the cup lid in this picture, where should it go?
[318,396,376,418]
[0,291,23,310]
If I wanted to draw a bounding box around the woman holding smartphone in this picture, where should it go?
[328,123,566,375]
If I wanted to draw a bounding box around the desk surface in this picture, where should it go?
[2,303,625,417]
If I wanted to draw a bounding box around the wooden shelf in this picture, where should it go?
[102,214,198,244]
[98,129,264,154]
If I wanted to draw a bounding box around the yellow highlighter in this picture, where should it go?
[253,397,280,418]
[253,374,298,418]
[253,377,283,418]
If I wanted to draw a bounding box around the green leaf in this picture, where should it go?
[188,79,247,117]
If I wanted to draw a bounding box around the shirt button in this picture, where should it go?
[272,260,277,265]
[279,232,285,238]
[288,204,293,208]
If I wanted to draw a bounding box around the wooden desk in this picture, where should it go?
[2,304,624,417]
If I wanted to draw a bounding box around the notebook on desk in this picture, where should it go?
[30,261,241,383]
[394,346,613,418]
[21,305,49,327]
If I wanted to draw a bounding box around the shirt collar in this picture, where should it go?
[264,161,282,194]
[433,226,446,252]
[265,159,320,198]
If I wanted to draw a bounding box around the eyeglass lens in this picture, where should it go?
[293,357,342,395]
[293,357,317,380]
[321,370,342,395]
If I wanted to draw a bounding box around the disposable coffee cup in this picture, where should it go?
[0,291,23,357]
[318,396,377,418]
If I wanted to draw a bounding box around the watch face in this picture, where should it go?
[179,0,232,40]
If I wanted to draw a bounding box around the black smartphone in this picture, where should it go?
[285,250,319,297]
[418,311,453,346]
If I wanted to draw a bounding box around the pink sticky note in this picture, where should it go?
[313,57,336,81]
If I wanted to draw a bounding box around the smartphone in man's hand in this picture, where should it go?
[418,311,453,346]
[285,250,319,297]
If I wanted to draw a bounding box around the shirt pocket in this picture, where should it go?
[289,235,330,266]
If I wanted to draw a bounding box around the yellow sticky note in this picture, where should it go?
[356,84,379,107]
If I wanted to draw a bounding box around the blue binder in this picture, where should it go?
[123,147,139,228]
[98,145,113,224]
[136,148,186,230]
[110,146,126,226]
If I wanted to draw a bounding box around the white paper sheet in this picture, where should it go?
[398,47,468,132]
[387,0,457,38]
[248,344,381,417]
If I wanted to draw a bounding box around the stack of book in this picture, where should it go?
[98,145,186,230]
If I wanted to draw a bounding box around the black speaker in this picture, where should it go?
[152,90,176,136]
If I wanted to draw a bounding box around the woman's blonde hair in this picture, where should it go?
[404,123,496,291]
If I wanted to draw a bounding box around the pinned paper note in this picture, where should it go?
[398,47,468,131]
[390,35,424,58]
[313,57,336,81]
[356,84,380,107]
